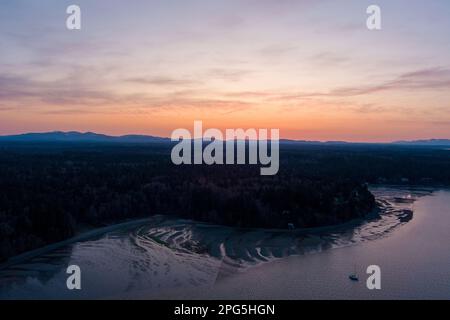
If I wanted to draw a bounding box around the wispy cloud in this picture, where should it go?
[259,44,298,58]
[309,51,349,66]
[125,76,201,87]
[207,68,254,82]
[273,67,450,100]
[332,67,450,96]
[0,71,256,115]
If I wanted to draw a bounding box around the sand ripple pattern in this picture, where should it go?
[0,186,432,298]
[129,187,432,275]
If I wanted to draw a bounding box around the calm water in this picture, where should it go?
[1,187,449,299]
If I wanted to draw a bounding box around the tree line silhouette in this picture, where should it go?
[1,142,449,261]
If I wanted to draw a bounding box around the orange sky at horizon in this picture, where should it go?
[1,1,449,142]
[1,107,448,142]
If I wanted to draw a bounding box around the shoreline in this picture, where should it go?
[0,211,375,271]
[0,185,436,271]
[0,218,152,271]
[1,189,448,300]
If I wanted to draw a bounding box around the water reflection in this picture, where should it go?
[0,186,432,299]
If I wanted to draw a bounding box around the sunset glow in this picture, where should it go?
[1,0,449,142]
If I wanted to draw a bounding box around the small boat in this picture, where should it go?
[349,274,359,281]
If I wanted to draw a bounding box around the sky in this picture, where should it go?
[0,0,449,142]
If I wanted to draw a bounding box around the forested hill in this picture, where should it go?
[1,142,450,262]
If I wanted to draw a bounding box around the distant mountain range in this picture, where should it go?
[0,131,169,143]
[392,139,450,146]
[0,131,449,145]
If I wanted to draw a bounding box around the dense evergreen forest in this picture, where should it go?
[1,142,450,262]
